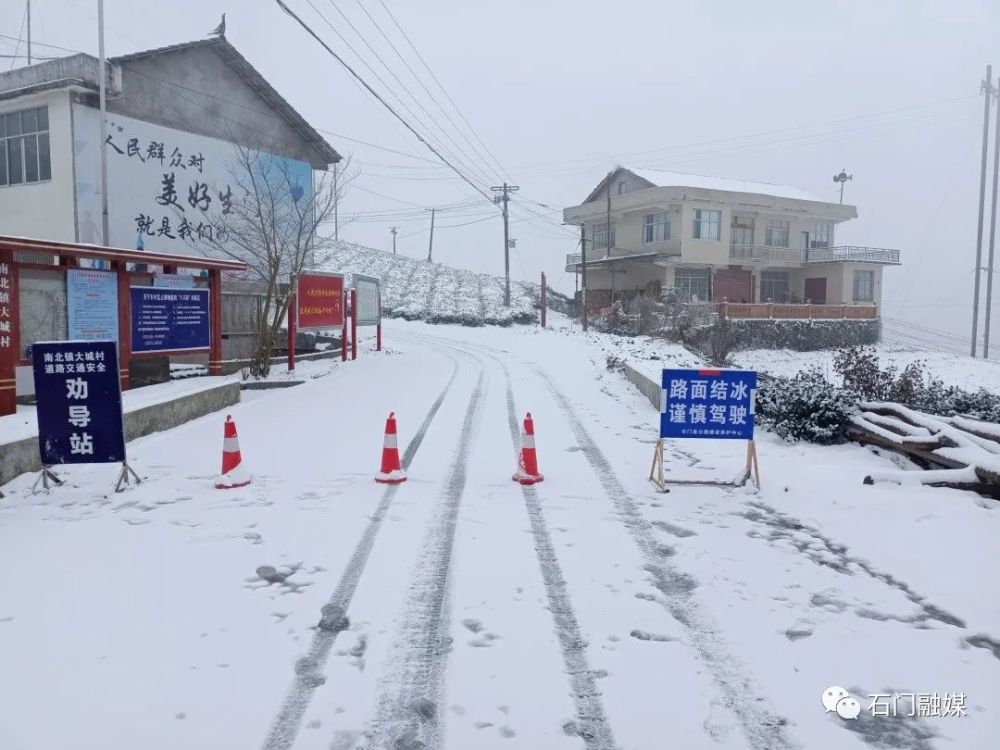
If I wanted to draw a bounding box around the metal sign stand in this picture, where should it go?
[114,461,142,493]
[31,466,65,494]
[649,438,761,493]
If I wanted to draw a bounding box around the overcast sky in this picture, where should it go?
[4,0,1000,353]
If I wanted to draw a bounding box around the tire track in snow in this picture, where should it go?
[262,351,462,750]
[498,362,619,749]
[405,333,619,749]
[532,367,799,750]
[363,367,486,750]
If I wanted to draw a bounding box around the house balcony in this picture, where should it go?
[565,240,681,272]
[729,244,901,265]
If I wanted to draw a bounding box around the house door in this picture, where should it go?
[713,267,753,303]
[804,277,827,304]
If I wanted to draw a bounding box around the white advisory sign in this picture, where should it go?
[354,274,380,326]
[72,104,313,257]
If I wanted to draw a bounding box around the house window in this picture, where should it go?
[811,223,831,249]
[853,270,875,302]
[674,267,712,302]
[692,209,721,241]
[760,270,791,303]
[1,106,51,187]
[617,181,626,195]
[593,221,616,250]
[643,212,670,243]
[731,214,755,246]
[764,218,789,247]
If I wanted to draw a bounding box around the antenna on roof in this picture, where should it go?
[210,13,226,38]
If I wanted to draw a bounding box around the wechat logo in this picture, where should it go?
[822,686,862,720]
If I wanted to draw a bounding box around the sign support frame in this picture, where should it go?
[649,438,760,493]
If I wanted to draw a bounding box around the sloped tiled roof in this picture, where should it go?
[111,37,340,165]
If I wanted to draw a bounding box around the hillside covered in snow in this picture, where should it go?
[313,243,561,326]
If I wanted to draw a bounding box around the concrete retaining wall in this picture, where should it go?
[0,381,240,487]
[623,363,661,412]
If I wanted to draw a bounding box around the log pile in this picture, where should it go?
[848,402,1000,497]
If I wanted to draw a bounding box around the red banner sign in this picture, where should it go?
[297,273,343,329]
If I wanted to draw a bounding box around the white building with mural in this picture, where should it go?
[0,34,340,255]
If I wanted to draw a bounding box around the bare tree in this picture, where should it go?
[199,145,354,377]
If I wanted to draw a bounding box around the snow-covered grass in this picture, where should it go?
[313,243,541,326]
[732,342,1000,394]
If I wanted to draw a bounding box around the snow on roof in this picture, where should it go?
[625,167,823,202]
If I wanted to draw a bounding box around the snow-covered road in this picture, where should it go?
[1,319,997,750]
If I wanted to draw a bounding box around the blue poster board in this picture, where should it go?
[67,269,119,341]
[130,287,210,353]
[32,340,126,464]
[661,369,757,440]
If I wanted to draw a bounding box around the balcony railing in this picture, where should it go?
[717,301,879,320]
[729,244,901,265]
[805,246,901,264]
[729,245,804,262]
[565,241,681,270]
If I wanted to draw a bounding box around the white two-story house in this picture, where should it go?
[563,167,900,321]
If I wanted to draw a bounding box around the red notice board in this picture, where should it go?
[297,273,344,329]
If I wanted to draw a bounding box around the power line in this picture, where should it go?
[7,4,26,70]
[318,0,496,187]
[375,0,512,183]
[300,0,485,187]
[505,94,979,173]
[274,0,495,205]
[352,0,504,184]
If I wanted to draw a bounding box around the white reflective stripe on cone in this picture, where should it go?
[383,433,398,449]
[223,437,242,452]
[522,433,535,449]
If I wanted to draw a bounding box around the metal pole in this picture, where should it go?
[972,64,993,357]
[427,208,435,262]
[502,183,511,307]
[391,226,397,254]
[985,76,1000,358]
[333,161,339,242]
[287,289,296,372]
[98,0,110,247]
[839,181,844,204]
[340,289,348,362]
[580,225,588,332]
[350,288,357,360]
[540,271,546,327]
[26,0,31,65]
[606,178,613,304]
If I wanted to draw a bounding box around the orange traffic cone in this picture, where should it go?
[375,412,407,484]
[215,414,251,489]
[512,412,544,485]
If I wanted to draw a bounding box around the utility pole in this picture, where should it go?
[427,208,435,262]
[26,1,31,65]
[833,169,852,204]
[985,75,1000,358]
[333,161,339,242]
[580,224,588,332]
[973,65,995,357]
[98,0,110,247]
[607,176,614,304]
[390,226,397,255]
[492,183,520,307]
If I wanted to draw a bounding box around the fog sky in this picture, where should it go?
[5,0,1000,354]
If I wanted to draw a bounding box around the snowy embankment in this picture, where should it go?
[313,243,543,325]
